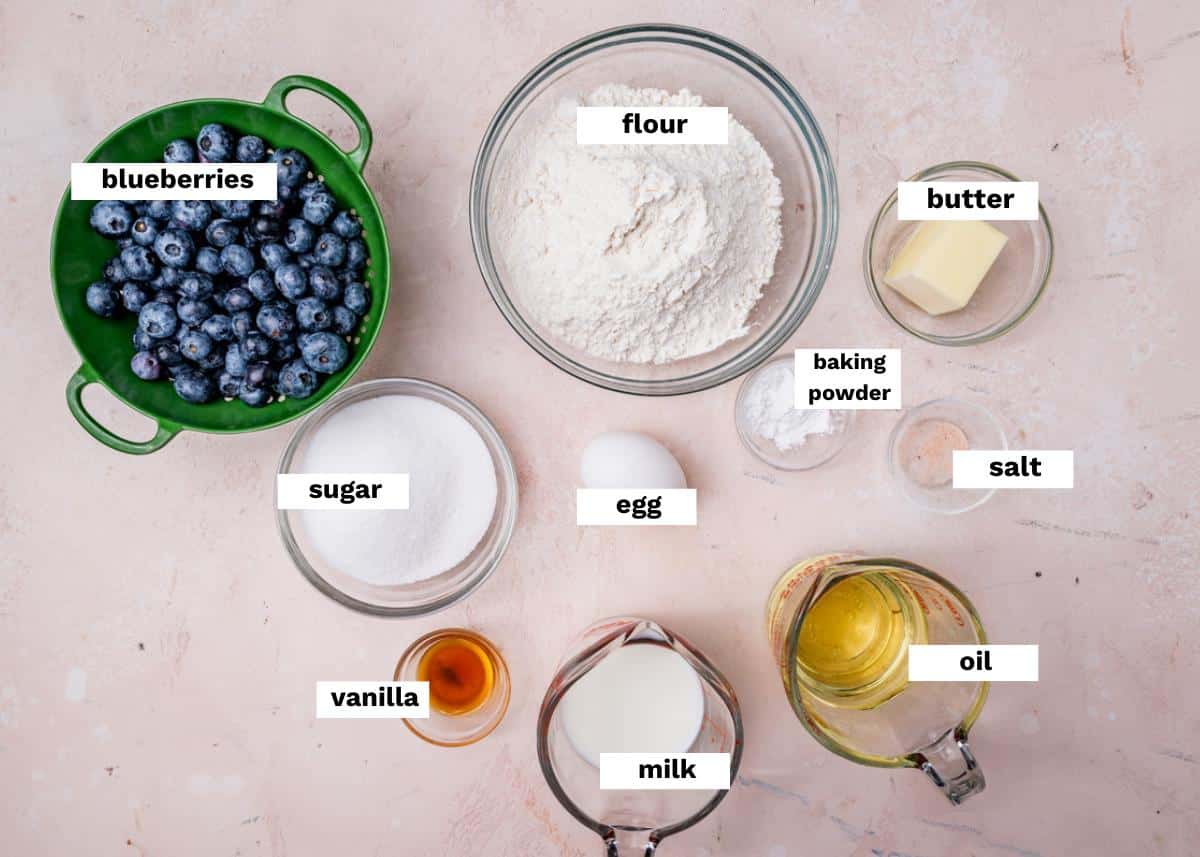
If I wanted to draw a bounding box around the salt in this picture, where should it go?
[296,395,497,585]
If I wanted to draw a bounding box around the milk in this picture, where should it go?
[560,643,705,767]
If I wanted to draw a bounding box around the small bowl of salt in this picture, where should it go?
[277,378,518,617]
[735,355,856,471]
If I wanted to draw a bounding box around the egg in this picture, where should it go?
[580,431,687,489]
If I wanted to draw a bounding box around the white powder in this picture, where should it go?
[740,360,839,451]
[296,395,497,585]
[491,84,783,364]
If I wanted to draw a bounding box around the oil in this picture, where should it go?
[793,572,927,710]
[417,635,496,715]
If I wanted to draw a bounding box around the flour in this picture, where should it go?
[491,84,783,364]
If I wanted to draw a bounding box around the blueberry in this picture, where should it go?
[220,244,255,278]
[195,246,222,276]
[235,135,267,163]
[85,282,121,318]
[272,148,309,187]
[178,272,214,300]
[295,297,331,331]
[302,191,336,226]
[138,301,179,339]
[196,347,226,372]
[300,331,349,374]
[330,210,361,239]
[244,362,275,389]
[283,218,316,254]
[120,245,158,280]
[196,123,235,162]
[249,216,282,242]
[238,382,271,408]
[217,371,241,398]
[205,218,241,248]
[221,286,255,313]
[342,282,371,314]
[146,200,173,221]
[154,340,184,367]
[296,253,317,270]
[90,200,134,238]
[277,359,319,398]
[213,199,252,221]
[152,228,194,268]
[120,282,150,313]
[102,255,127,282]
[272,340,298,363]
[257,200,288,220]
[201,313,234,342]
[312,233,346,267]
[132,328,156,351]
[343,238,367,272]
[230,310,254,340]
[274,263,307,300]
[224,343,247,377]
[154,289,179,307]
[163,138,196,163]
[246,269,277,301]
[330,305,358,336]
[170,200,213,232]
[241,332,271,361]
[177,298,214,326]
[276,183,297,205]
[130,351,162,381]
[308,266,341,301]
[256,303,295,340]
[260,240,290,270]
[179,329,214,362]
[173,368,215,404]
[130,217,159,247]
[297,180,325,201]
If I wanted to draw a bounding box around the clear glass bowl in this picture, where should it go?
[864,162,1053,346]
[734,355,856,471]
[277,378,518,617]
[470,24,838,395]
[887,397,1007,514]
[395,628,511,747]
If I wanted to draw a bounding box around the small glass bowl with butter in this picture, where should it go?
[864,162,1053,346]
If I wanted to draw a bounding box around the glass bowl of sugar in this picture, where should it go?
[277,378,518,617]
[470,24,838,395]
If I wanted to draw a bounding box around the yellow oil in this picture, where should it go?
[794,573,926,710]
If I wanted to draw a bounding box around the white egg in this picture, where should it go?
[580,431,687,489]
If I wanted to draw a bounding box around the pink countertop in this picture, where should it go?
[2,1,1198,854]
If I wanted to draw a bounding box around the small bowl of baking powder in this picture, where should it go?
[735,356,856,471]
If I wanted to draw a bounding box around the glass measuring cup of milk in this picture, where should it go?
[537,618,743,856]
[766,555,990,804]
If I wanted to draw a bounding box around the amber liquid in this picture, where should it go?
[417,636,496,715]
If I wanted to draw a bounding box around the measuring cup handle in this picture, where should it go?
[66,365,180,455]
[262,75,373,172]
[915,728,986,805]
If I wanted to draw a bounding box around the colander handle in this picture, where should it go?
[262,75,373,172]
[66,365,180,455]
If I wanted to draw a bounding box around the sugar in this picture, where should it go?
[296,395,497,585]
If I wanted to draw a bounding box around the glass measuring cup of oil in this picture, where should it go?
[537,618,743,856]
[766,555,989,804]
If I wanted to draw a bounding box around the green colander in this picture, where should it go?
[51,75,391,454]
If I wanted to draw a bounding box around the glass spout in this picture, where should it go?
[914,727,985,805]
[605,828,657,857]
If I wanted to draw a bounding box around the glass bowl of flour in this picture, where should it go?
[471,24,838,395]
[277,378,518,617]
